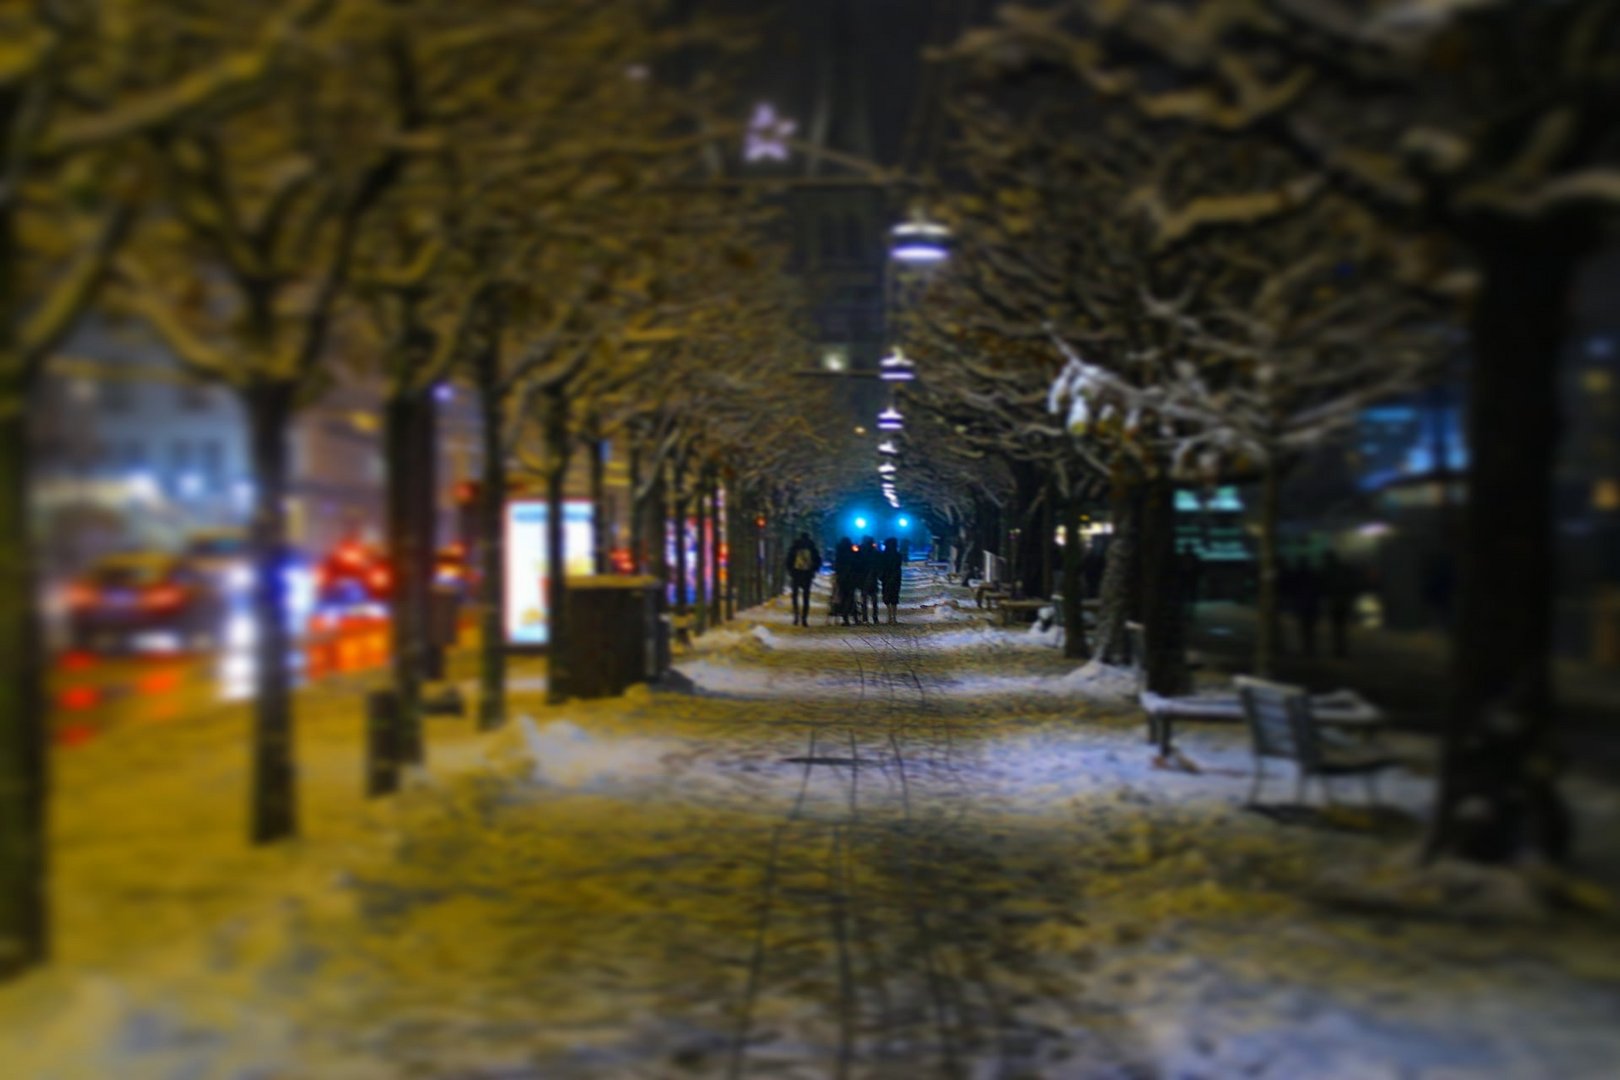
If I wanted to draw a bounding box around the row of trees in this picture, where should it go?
[0,0,838,977]
[908,0,1619,865]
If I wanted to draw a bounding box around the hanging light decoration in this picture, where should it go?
[889,211,951,264]
[877,440,899,456]
[877,405,904,431]
[879,347,917,382]
[877,462,897,475]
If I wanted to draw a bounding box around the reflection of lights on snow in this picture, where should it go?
[744,102,796,162]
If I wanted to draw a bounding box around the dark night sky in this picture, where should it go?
[685,0,985,171]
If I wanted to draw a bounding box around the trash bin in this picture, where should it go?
[552,576,662,699]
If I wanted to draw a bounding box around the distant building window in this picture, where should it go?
[178,383,212,411]
[101,379,133,413]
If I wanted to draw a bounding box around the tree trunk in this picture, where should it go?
[1428,241,1577,864]
[385,388,428,764]
[628,441,643,575]
[1140,473,1190,697]
[694,473,709,634]
[1062,487,1088,660]
[1255,455,1282,678]
[544,389,572,705]
[709,472,724,626]
[1093,481,1141,666]
[0,377,46,975]
[672,458,689,619]
[587,422,608,575]
[473,354,506,731]
[246,382,298,843]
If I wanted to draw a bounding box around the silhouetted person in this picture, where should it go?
[1290,556,1323,656]
[832,536,859,626]
[857,536,880,624]
[784,532,821,627]
[1323,552,1359,658]
[879,537,904,624]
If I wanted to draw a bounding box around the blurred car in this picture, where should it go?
[317,540,391,611]
[67,553,224,652]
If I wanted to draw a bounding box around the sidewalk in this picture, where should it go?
[3,573,1618,1078]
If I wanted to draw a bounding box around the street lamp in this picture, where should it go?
[890,215,951,264]
[879,347,916,382]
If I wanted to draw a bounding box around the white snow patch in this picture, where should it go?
[517,715,680,789]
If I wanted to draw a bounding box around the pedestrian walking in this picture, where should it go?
[832,536,859,626]
[784,532,821,627]
[879,537,904,624]
[857,536,881,624]
[1323,551,1359,658]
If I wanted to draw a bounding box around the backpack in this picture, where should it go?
[792,547,814,572]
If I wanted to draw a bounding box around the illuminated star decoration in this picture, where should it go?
[744,102,796,163]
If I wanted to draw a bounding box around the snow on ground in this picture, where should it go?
[4,566,1619,1078]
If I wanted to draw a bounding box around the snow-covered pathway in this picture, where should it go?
[5,567,1620,1078]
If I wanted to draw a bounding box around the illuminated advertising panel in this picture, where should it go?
[504,499,595,646]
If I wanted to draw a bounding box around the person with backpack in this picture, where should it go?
[784,532,821,627]
[878,537,904,625]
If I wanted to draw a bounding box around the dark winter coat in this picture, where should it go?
[785,538,821,579]
[856,540,880,594]
[878,547,903,605]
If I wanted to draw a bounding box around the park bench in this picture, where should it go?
[996,597,1051,627]
[1126,622,1385,758]
[1236,675,1399,807]
[974,583,1010,609]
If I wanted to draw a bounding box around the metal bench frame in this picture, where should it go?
[1235,675,1396,806]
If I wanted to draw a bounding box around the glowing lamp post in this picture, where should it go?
[879,347,917,382]
[889,216,951,264]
